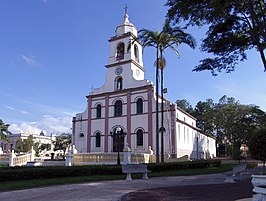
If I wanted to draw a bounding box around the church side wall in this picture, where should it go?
[73,109,88,153]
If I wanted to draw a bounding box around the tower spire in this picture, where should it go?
[123,4,129,24]
[124,4,128,15]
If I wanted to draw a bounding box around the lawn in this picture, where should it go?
[0,163,240,192]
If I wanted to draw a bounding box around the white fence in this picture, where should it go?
[0,151,33,167]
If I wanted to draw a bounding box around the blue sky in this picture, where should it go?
[1,0,265,135]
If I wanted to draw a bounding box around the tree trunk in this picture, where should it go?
[156,46,160,164]
[263,160,265,175]
[160,52,164,163]
[258,47,266,72]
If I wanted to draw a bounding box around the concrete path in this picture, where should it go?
[0,173,226,201]
[0,166,261,201]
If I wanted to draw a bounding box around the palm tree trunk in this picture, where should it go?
[156,46,160,164]
[160,57,164,163]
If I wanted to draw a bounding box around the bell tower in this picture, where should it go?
[91,9,149,95]
[105,10,145,88]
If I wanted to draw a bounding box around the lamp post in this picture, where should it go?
[110,127,126,165]
[116,127,122,165]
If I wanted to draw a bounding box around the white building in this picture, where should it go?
[72,12,216,161]
[0,132,56,155]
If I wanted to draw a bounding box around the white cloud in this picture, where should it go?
[5,106,29,115]
[21,111,29,115]
[21,54,37,65]
[6,106,15,111]
[9,115,72,135]
[9,123,42,135]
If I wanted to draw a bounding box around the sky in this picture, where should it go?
[0,0,265,136]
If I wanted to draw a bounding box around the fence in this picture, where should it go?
[0,151,33,167]
[73,152,154,166]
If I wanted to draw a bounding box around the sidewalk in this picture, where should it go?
[0,166,261,201]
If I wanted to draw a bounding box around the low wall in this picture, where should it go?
[0,154,9,165]
[73,152,153,166]
[0,153,32,167]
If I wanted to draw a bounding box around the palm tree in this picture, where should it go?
[0,119,10,142]
[131,21,195,163]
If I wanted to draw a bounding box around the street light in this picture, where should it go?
[110,127,126,165]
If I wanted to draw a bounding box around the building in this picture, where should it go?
[72,11,216,161]
[0,132,56,156]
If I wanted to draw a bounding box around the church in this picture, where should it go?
[72,11,216,162]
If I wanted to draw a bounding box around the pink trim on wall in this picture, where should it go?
[72,117,76,145]
[170,104,176,154]
[127,91,131,147]
[148,87,153,148]
[87,97,92,153]
[104,95,109,152]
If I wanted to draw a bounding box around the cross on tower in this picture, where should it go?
[124,4,128,14]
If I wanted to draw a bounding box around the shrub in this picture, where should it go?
[0,160,221,182]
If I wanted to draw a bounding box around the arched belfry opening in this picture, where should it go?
[115,76,123,90]
[134,44,139,62]
[116,42,125,60]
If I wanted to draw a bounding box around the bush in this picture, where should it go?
[0,160,221,182]
[147,159,221,172]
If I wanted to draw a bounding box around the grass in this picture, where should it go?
[0,163,240,192]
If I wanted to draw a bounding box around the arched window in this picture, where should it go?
[114,100,122,117]
[136,98,143,114]
[116,77,123,90]
[159,127,166,133]
[96,104,101,119]
[116,43,124,60]
[134,44,139,61]
[79,132,84,138]
[136,129,144,146]
[95,132,101,148]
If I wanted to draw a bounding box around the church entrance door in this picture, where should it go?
[112,128,125,152]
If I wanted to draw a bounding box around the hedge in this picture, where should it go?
[0,160,221,182]
[147,159,221,172]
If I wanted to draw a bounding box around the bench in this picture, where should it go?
[122,164,150,181]
[252,175,266,201]
[224,164,247,183]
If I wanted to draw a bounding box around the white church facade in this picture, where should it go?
[72,12,216,162]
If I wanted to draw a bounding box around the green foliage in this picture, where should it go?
[39,143,51,152]
[53,133,71,159]
[176,95,266,150]
[193,99,215,133]
[0,119,11,141]
[15,136,39,153]
[148,160,221,172]
[249,129,266,162]
[232,148,244,161]
[175,99,194,115]
[166,0,266,75]
[0,160,221,182]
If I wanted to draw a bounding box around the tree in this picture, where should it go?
[175,99,194,115]
[166,0,266,75]
[39,143,51,152]
[249,128,266,173]
[213,95,266,156]
[137,21,195,163]
[53,133,71,160]
[15,135,39,153]
[0,119,11,141]
[188,95,266,158]
[193,99,215,133]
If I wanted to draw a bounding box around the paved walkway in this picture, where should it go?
[0,166,261,201]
